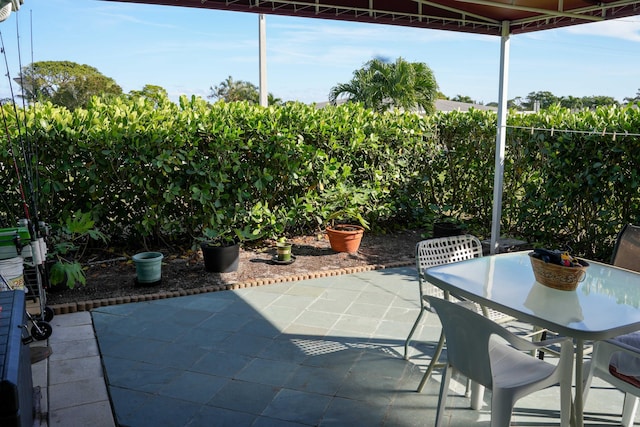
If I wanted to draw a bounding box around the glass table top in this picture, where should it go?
[424,251,640,340]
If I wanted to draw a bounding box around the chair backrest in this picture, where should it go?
[426,295,504,388]
[416,234,483,271]
[612,224,640,273]
[415,235,483,300]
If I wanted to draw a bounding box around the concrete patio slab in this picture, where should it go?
[31,266,639,426]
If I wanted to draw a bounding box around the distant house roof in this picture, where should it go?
[435,99,497,112]
[313,98,497,113]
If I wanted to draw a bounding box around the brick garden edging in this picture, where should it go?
[49,260,414,315]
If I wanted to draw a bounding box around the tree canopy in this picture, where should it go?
[451,95,477,104]
[17,61,122,110]
[128,84,170,106]
[208,76,282,105]
[328,57,439,114]
[508,91,621,111]
[624,88,640,103]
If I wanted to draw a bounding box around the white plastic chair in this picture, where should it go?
[427,295,575,427]
[581,223,640,426]
[404,235,512,392]
[583,337,640,427]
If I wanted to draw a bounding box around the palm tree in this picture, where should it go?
[209,76,283,105]
[623,88,640,104]
[328,57,439,114]
[209,76,259,103]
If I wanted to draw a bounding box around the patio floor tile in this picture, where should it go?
[65,266,640,426]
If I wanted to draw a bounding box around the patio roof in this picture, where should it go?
[106,0,640,36]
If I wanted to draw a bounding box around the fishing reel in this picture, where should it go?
[0,0,23,23]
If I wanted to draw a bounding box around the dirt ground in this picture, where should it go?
[45,229,426,307]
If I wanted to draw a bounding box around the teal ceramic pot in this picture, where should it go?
[132,252,164,285]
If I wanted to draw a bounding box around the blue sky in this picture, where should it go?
[0,0,639,105]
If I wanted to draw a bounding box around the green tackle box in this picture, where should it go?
[0,228,31,246]
[0,228,31,260]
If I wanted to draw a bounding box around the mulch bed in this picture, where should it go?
[43,229,425,315]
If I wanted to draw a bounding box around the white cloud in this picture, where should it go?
[565,18,640,42]
[270,19,491,45]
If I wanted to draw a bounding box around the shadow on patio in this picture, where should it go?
[91,266,628,426]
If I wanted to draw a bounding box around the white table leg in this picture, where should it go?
[470,382,485,410]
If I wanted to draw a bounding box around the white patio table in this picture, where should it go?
[424,251,640,427]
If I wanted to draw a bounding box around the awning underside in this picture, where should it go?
[108,0,640,36]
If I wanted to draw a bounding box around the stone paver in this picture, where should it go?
[31,267,639,426]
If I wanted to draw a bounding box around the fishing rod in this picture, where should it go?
[12,9,39,231]
[0,28,45,278]
[0,29,38,238]
[28,8,37,213]
[0,96,30,221]
[1,5,51,272]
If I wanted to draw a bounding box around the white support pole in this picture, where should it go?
[258,14,268,107]
[490,21,510,255]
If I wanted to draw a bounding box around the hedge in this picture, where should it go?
[1,96,638,261]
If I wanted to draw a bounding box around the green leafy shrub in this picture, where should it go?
[1,96,638,262]
[48,210,108,289]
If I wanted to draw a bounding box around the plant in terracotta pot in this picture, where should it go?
[323,184,372,254]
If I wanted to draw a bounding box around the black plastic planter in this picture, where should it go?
[433,222,465,238]
[201,243,240,273]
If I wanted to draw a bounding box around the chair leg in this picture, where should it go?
[537,330,547,360]
[417,330,446,392]
[621,393,639,427]
[560,368,573,427]
[404,307,427,360]
[581,361,594,405]
[489,389,515,427]
[528,325,546,358]
[435,364,452,427]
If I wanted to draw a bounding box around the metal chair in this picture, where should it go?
[612,223,640,272]
[582,223,640,426]
[427,296,574,427]
[404,235,513,393]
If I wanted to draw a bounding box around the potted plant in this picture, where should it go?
[199,228,242,273]
[429,203,465,238]
[275,237,293,263]
[199,226,259,273]
[323,184,372,254]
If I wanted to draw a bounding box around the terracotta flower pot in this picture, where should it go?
[326,224,365,253]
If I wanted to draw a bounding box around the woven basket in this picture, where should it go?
[528,252,589,291]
